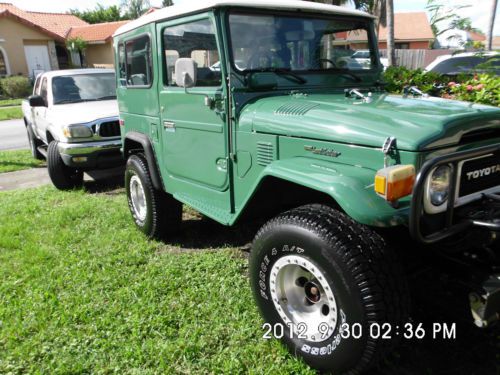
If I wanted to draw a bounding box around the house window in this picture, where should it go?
[0,48,7,75]
[395,43,410,49]
[163,19,222,87]
[125,35,152,87]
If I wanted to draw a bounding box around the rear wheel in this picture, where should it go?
[125,153,182,240]
[47,141,83,190]
[26,124,44,160]
[250,204,410,374]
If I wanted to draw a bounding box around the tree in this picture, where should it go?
[121,0,151,20]
[162,0,174,6]
[486,0,498,50]
[426,0,474,37]
[70,5,127,24]
[386,0,395,66]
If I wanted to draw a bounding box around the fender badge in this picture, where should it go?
[304,145,341,158]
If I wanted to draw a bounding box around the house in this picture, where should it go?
[493,36,500,50]
[345,12,434,50]
[0,2,130,78]
[0,2,87,77]
[437,29,486,49]
[67,21,129,68]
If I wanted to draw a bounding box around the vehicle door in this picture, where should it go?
[34,76,49,142]
[156,15,229,191]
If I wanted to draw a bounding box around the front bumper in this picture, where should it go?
[58,139,123,170]
[410,143,500,244]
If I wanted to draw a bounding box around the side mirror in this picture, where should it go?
[29,95,45,107]
[175,58,197,88]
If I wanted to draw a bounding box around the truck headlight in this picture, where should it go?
[429,165,451,206]
[63,125,93,139]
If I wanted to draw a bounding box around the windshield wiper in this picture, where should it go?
[96,95,117,100]
[327,68,362,82]
[261,68,307,84]
[54,99,86,104]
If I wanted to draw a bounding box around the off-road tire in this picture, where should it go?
[249,204,410,375]
[47,141,83,190]
[125,153,182,240]
[26,124,44,160]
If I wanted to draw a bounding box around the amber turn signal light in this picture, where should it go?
[375,165,416,202]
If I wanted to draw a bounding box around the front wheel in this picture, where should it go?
[125,153,182,240]
[47,141,83,190]
[249,204,410,374]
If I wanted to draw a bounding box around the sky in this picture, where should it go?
[8,0,500,35]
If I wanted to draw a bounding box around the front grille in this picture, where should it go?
[98,120,120,137]
[459,152,500,197]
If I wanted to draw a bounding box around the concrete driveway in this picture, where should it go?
[0,119,29,151]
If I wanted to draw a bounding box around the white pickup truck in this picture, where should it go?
[22,69,122,190]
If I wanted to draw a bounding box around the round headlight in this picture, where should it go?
[429,165,451,206]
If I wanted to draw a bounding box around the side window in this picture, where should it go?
[118,43,126,87]
[40,78,47,104]
[34,76,41,95]
[163,19,222,87]
[125,35,152,87]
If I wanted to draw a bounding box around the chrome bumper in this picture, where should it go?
[57,139,123,169]
[58,139,122,156]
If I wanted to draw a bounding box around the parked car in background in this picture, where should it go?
[22,69,122,190]
[339,49,389,70]
[425,52,499,76]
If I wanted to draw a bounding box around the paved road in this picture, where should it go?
[0,119,29,151]
[0,166,125,191]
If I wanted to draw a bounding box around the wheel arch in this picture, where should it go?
[234,158,409,228]
[123,131,163,191]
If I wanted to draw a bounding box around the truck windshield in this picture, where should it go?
[228,12,377,73]
[52,73,116,105]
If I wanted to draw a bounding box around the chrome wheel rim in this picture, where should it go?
[130,175,147,221]
[270,255,338,342]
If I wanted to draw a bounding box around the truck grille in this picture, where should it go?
[458,152,500,197]
[96,120,120,137]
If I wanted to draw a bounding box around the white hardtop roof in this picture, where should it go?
[41,69,114,79]
[114,0,374,37]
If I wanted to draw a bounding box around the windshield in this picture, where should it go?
[52,73,116,105]
[229,13,377,72]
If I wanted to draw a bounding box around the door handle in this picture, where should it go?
[163,121,175,132]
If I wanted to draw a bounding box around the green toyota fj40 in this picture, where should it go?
[114,1,499,373]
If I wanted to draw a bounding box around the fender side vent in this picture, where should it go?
[275,102,319,116]
[256,142,274,166]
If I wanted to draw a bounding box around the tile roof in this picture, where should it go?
[378,12,434,42]
[67,21,130,42]
[0,2,88,41]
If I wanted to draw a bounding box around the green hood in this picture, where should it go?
[242,93,500,151]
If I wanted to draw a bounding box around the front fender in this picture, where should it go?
[262,157,410,227]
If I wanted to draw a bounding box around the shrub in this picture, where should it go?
[383,66,500,107]
[0,76,32,98]
[447,74,500,107]
[383,66,451,95]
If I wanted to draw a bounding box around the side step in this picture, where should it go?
[37,146,47,158]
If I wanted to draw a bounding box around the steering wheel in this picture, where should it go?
[318,58,337,68]
[249,50,279,70]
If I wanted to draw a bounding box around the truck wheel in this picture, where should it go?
[250,204,409,374]
[26,125,44,160]
[47,141,83,190]
[125,153,182,240]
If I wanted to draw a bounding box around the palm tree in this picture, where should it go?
[486,0,498,50]
[386,0,395,66]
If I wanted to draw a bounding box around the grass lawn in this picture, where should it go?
[0,106,22,121]
[0,186,314,374]
[0,99,23,107]
[0,150,44,173]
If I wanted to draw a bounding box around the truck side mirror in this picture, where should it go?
[175,58,197,88]
[29,95,46,107]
